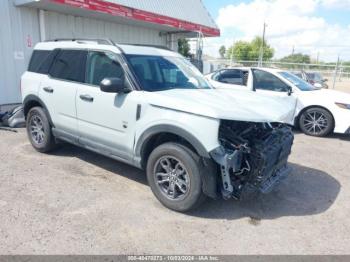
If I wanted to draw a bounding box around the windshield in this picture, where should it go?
[125,55,212,91]
[279,71,318,91]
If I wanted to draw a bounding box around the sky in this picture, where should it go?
[201,0,350,62]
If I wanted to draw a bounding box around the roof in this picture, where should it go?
[106,0,218,29]
[14,0,220,37]
[211,67,285,73]
[34,40,183,57]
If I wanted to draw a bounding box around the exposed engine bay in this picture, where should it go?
[210,120,294,199]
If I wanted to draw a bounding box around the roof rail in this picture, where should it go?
[46,38,116,46]
[121,43,171,51]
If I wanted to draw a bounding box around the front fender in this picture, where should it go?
[135,124,211,159]
[133,104,221,160]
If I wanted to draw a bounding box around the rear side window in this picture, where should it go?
[28,50,53,74]
[218,69,246,85]
[49,50,87,83]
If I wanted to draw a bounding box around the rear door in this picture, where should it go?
[39,49,87,138]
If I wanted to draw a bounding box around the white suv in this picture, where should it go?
[21,39,294,212]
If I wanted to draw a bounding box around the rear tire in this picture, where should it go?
[299,107,334,137]
[146,142,206,212]
[26,107,57,153]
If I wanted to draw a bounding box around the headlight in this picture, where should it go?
[335,102,350,110]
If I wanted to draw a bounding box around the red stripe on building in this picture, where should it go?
[49,0,220,37]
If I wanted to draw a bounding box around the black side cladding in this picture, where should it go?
[214,121,294,199]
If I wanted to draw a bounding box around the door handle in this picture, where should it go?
[79,94,94,102]
[43,87,54,93]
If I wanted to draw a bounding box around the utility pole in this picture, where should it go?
[230,39,234,67]
[332,55,340,89]
[258,22,267,67]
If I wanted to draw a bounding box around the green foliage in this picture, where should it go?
[219,45,226,59]
[280,53,311,64]
[178,38,191,57]
[226,36,274,61]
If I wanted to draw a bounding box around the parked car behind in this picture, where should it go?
[206,67,350,137]
[21,39,294,212]
[293,70,329,89]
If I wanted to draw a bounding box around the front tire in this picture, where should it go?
[146,143,206,212]
[299,107,334,137]
[26,107,57,153]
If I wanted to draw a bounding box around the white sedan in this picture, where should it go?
[206,67,350,137]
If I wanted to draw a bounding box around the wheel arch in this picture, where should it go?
[135,125,210,170]
[295,105,335,130]
[136,125,218,199]
[23,95,54,126]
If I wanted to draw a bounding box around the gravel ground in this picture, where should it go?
[0,128,349,255]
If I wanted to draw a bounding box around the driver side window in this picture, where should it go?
[86,51,124,86]
[252,69,290,92]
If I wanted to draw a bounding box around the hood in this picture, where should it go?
[144,89,295,123]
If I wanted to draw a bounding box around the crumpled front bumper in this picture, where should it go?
[210,125,294,199]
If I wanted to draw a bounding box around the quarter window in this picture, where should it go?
[86,51,124,86]
[28,50,56,74]
[253,69,290,92]
[49,50,87,83]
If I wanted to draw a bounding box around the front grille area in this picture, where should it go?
[213,121,294,199]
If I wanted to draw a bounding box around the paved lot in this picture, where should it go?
[0,128,349,255]
[334,79,350,93]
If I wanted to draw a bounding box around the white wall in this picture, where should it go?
[43,11,167,46]
[0,3,40,105]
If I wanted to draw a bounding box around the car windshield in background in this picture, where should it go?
[126,55,212,91]
[279,71,318,91]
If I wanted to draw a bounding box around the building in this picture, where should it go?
[0,0,219,107]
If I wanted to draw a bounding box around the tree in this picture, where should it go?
[280,53,311,64]
[226,40,252,61]
[178,38,191,57]
[226,36,274,61]
[250,37,274,61]
[219,45,226,59]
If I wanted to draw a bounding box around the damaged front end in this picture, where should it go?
[210,120,294,200]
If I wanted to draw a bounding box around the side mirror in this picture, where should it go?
[100,77,131,93]
[287,86,293,96]
[323,79,328,82]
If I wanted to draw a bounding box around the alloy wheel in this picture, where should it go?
[302,110,329,136]
[154,156,190,200]
[30,115,45,145]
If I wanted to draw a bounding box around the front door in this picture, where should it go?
[76,50,140,162]
[252,69,297,124]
